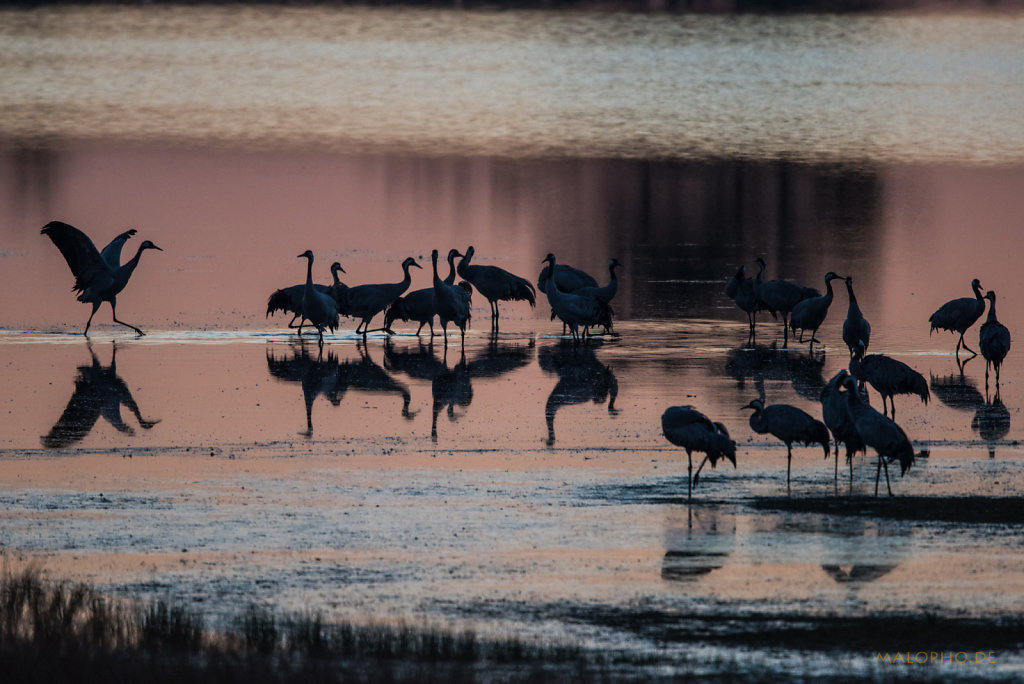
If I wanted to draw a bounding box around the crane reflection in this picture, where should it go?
[41,343,160,448]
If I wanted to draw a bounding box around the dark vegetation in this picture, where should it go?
[0,566,601,683]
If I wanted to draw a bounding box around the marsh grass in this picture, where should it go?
[0,565,598,683]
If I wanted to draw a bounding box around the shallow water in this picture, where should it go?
[2,4,1024,680]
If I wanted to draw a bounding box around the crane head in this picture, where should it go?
[447,248,463,260]
[140,240,162,252]
[297,250,314,260]
[985,290,996,302]
[331,262,346,275]
[403,256,422,270]
[542,253,555,265]
[742,399,764,412]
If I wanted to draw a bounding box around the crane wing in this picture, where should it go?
[99,228,138,268]
[41,221,110,294]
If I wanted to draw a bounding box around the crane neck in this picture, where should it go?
[304,255,315,289]
[986,297,998,322]
[444,252,458,285]
[432,253,442,287]
[972,281,984,301]
[609,262,619,281]
[457,249,473,277]
[824,277,835,299]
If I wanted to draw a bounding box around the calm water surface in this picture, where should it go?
[2,5,1024,679]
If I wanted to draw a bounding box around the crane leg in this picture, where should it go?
[84,302,101,335]
[786,445,792,491]
[687,453,693,501]
[110,301,144,336]
[875,457,881,496]
[693,455,710,491]
[883,458,892,496]
[959,333,978,357]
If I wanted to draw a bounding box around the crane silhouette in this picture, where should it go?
[42,343,160,448]
[848,341,929,419]
[979,290,1011,394]
[430,249,472,348]
[457,246,535,329]
[384,249,470,337]
[41,220,163,336]
[841,375,915,496]
[819,370,866,481]
[743,398,830,490]
[384,289,437,337]
[929,278,985,357]
[296,250,340,352]
[841,276,871,358]
[346,257,422,337]
[790,271,843,353]
[541,253,607,344]
[725,264,772,341]
[752,257,819,345]
[571,258,621,333]
[538,258,598,336]
[267,261,346,334]
[661,406,736,500]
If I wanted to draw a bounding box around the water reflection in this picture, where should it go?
[972,398,1011,459]
[383,337,535,441]
[267,342,414,436]
[929,372,985,413]
[430,352,472,443]
[539,340,619,446]
[724,343,825,402]
[266,343,344,437]
[661,507,735,583]
[818,516,908,588]
[41,343,160,448]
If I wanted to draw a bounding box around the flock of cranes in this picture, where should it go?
[669,258,1011,498]
[40,221,1011,498]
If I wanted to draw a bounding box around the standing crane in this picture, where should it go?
[979,290,1011,393]
[726,264,772,340]
[841,276,871,358]
[661,406,736,500]
[790,271,843,353]
[848,341,929,419]
[743,398,830,490]
[431,249,472,347]
[929,278,985,357]
[267,262,346,333]
[41,220,163,336]
[841,375,916,496]
[819,370,866,481]
[752,257,819,345]
[572,258,622,333]
[345,257,422,337]
[296,250,340,351]
[457,246,535,329]
[540,253,606,344]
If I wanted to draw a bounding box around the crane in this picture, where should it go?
[345,257,422,337]
[743,398,830,489]
[457,246,535,329]
[661,406,736,500]
[929,278,985,357]
[41,220,162,336]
